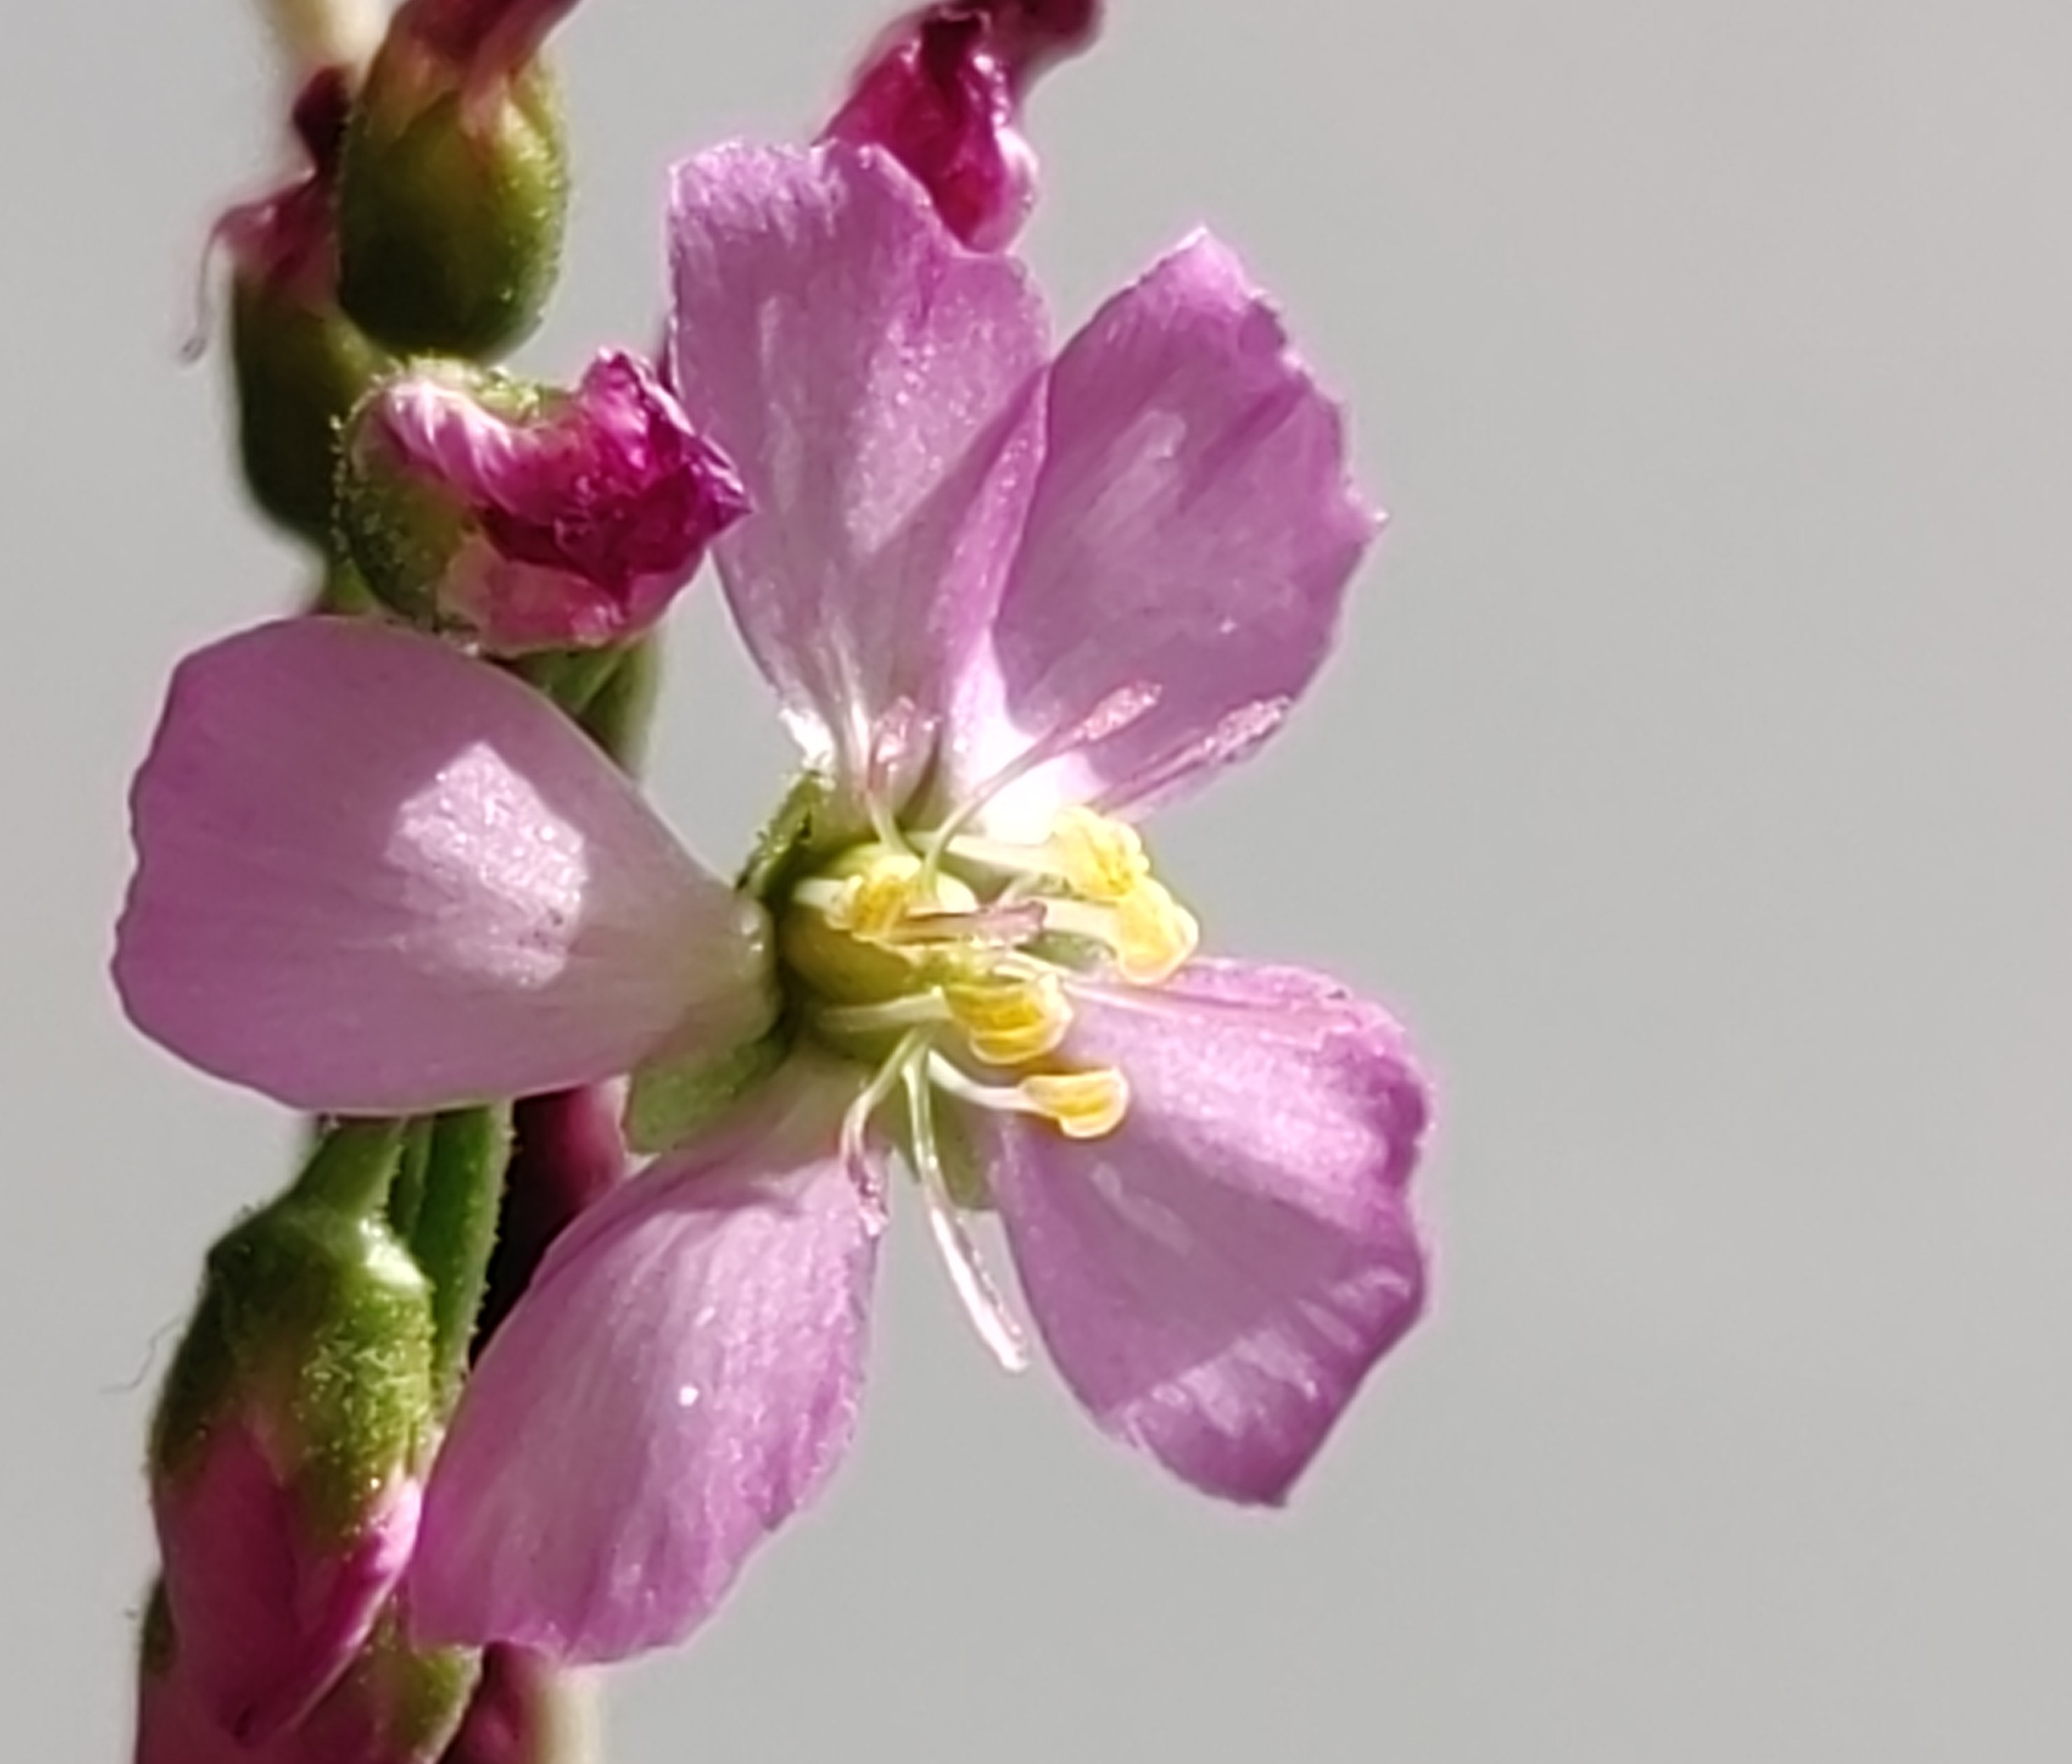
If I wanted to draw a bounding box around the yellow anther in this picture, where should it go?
[943,972,1072,1067]
[1019,1067,1130,1139]
[825,854,924,940]
[1049,807,1150,903]
[1111,879,1199,985]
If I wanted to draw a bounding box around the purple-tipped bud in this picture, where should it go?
[336,1,578,356]
[340,350,749,654]
[822,1,1104,250]
[146,1126,439,1750]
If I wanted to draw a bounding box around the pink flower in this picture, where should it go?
[113,142,1430,1664]
[341,351,750,653]
[822,1,1103,249]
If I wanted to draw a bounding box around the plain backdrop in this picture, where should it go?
[5,2,2070,1758]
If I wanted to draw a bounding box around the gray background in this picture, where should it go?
[6,1,2069,1756]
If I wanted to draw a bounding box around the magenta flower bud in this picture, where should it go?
[823,3,1103,249]
[340,350,749,654]
[824,10,1031,250]
[146,1126,439,1748]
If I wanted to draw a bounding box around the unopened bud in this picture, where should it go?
[338,350,748,654]
[823,1,1104,250]
[336,1,577,357]
[148,1124,436,1748]
[217,67,391,543]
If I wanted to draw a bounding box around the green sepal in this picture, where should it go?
[623,1022,793,1157]
[230,274,388,547]
[312,553,384,617]
[337,57,569,359]
[152,1122,435,1543]
[569,632,660,771]
[402,1105,513,1413]
[329,1608,481,1761]
[334,362,534,627]
[738,770,836,903]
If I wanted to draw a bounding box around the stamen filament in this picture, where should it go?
[838,1028,931,1229]
[1039,886,1198,984]
[917,681,1162,887]
[903,1059,1029,1372]
[924,1051,1030,1115]
[861,699,931,850]
[818,995,951,1037]
[873,899,1046,949]
[924,1051,1129,1139]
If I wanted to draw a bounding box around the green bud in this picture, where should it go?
[230,270,388,546]
[152,1122,434,1538]
[337,43,569,358]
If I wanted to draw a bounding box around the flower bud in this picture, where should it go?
[822,1,1104,250]
[147,1125,437,1748]
[338,350,748,654]
[336,2,577,357]
[217,67,390,543]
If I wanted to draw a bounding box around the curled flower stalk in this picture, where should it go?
[115,140,1432,1666]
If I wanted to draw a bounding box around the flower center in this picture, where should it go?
[772,806,1196,1369]
[778,808,1196,1139]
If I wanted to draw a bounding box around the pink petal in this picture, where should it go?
[409,1061,876,1662]
[114,618,771,1114]
[979,959,1430,1504]
[949,234,1378,829]
[666,143,1047,782]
